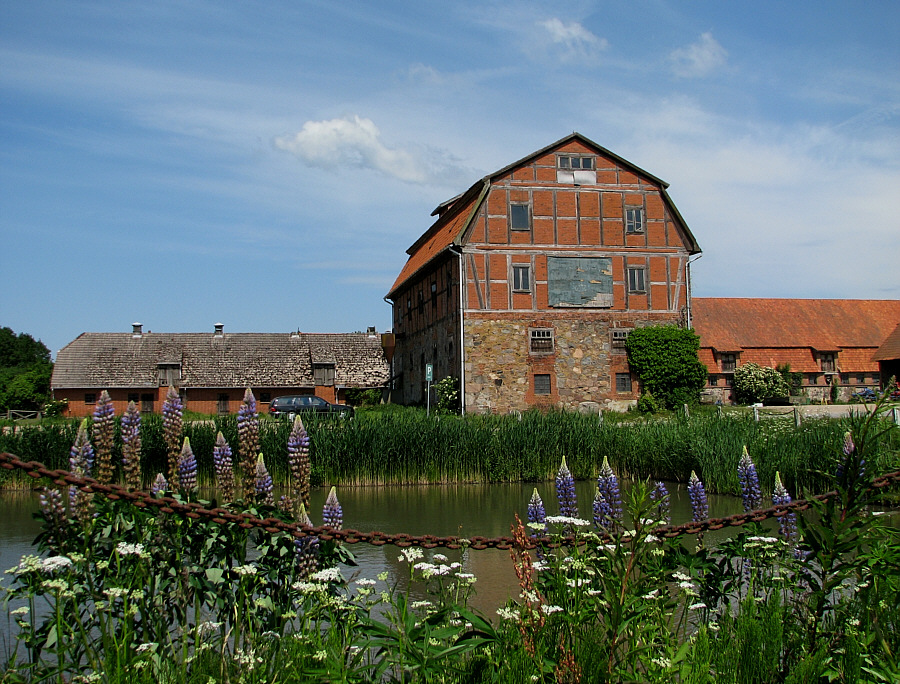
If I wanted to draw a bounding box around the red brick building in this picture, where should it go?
[51,323,390,417]
[693,298,900,403]
[386,133,701,413]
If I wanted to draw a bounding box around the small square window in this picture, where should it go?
[127,393,139,403]
[856,374,866,384]
[615,373,632,393]
[260,392,271,403]
[313,363,336,386]
[84,393,96,404]
[708,375,719,386]
[820,353,836,372]
[721,354,736,373]
[530,328,554,354]
[558,155,594,170]
[512,265,531,292]
[534,374,551,395]
[611,329,630,352]
[625,208,644,234]
[808,374,819,385]
[510,203,531,230]
[627,267,646,293]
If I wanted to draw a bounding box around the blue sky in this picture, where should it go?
[2,1,898,357]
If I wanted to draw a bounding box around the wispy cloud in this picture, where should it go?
[273,116,471,187]
[537,18,607,61]
[669,32,727,78]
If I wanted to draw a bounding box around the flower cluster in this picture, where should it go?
[68,419,95,523]
[322,486,343,529]
[238,388,260,499]
[688,470,708,523]
[527,488,546,535]
[555,456,578,519]
[177,437,198,493]
[772,472,797,543]
[592,489,613,531]
[651,481,670,524]
[287,416,311,511]
[294,504,320,579]
[737,446,762,512]
[92,390,115,484]
[212,431,235,503]
[254,453,274,506]
[162,387,184,483]
[150,473,169,497]
[120,400,142,490]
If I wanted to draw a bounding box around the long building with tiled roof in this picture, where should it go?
[692,298,900,402]
[51,323,390,417]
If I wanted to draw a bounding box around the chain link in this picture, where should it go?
[3,452,899,550]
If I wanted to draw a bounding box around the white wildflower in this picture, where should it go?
[540,604,563,615]
[399,548,424,563]
[116,542,145,556]
[310,567,343,583]
[233,564,257,576]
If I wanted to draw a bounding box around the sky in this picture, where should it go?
[2,1,898,357]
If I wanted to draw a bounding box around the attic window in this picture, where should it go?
[313,363,335,386]
[157,363,181,387]
[625,208,644,234]
[720,353,737,373]
[558,155,593,170]
[557,156,596,184]
[510,203,531,231]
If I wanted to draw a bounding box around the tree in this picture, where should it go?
[0,326,53,412]
[625,326,707,409]
[732,362,789,405]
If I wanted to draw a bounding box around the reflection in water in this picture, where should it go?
[0,481,746,622]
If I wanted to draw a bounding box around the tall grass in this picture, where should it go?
[1,409,897,495]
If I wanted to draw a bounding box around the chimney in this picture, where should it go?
[214,322,224,337]
[132,322,143,338]
[367,326,376,336]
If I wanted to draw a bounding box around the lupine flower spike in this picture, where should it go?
[294,503,320,579]
[121,400,142,490]
[151,473,169,497]
[737,446,762,512]
[92,390,115,484]
[254,453,274,506]
[177,437,198,493]
[527,488,547,536]
[69,419,95,524]
[593,488,613,531]
[772,472,797,544]
[212,431,235,504]
[596,456,623,527]
[162,387,184,484]
[288,415,311,512]
[39,487,68,548]
[555,455,578,518]
[651,481,670,524]
[238,388,260,499]
[688,470,708,522]
[322,486,343,530]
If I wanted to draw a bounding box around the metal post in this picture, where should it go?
[794,405,801,427]
[683,403,690,419]
[717,405,723,419]
[753,406,759,422]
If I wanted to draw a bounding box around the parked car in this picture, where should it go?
[268,395,354,419]
[850,387,877,403]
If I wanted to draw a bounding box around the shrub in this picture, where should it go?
[636,391,661,414]
[626,326,707,409]
[733,363,789,405]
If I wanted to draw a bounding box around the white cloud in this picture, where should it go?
[273,116,470,187]
[537,18,607,60]
[669,32,727,78]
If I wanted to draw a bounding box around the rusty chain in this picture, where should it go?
[3,452,899,551]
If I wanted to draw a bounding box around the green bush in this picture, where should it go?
[733,362,789,405]
[626,326,707,409]
[636,391,661,414]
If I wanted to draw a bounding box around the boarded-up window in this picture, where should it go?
[547,257,613,308]
[611,330,630,353]
[314,363,335,386]
[530,328,554,354]
[157,363,181,387]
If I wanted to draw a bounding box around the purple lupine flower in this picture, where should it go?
[212,431,234,504]
[69,419,95,523]
[772,472,797,544]
[737,446,762,512]
[592,488,613,530]
[294,503,320,579]
[254,453,274,507]
[92,390,115,484]
[555,455,578,519]
[162,387,184,484]
[39,487,68,547]
[150,472,169,497]
[322,486,343,530]
[688,470,708,522]
[651,481,670,524]
[238,389,260,500]
[527,488,547,535]
[837,431,864,483]
[596,456,623,526]
[287,415,311,512]
[177,437,198,493]
[121,400,142,491]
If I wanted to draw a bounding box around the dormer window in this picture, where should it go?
[158,363,181,387]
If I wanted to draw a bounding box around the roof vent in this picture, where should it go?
[290,330,301,339]
[214,323,224,337]
[132,323,143,338]
[367,326,376,336]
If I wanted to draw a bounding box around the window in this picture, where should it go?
[127,393,139,403]
[510,203,531,230]
[260,392,271,403]
[627,267,646,293]
[512,264,531,292]
[313,363,336,386]
[709,375,719,386]
[534,374,551,395]
[840,373,850,384]
[530,328,554,354]
[820,353,836,373]
[615,373,632,393]
[157,363,181,387]
[856,374,866,384]
[720,353,736,373]
[140,393,154,413]
[625,208,644,234]
[558,156,594,170]
[611,329,630,352]
[84,393,96,404]
[808,374,819,385]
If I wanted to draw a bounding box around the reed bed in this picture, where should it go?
[1,409,897,495]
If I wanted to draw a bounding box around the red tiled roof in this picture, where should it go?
[692,298,900,351]
[872,322,900,362]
